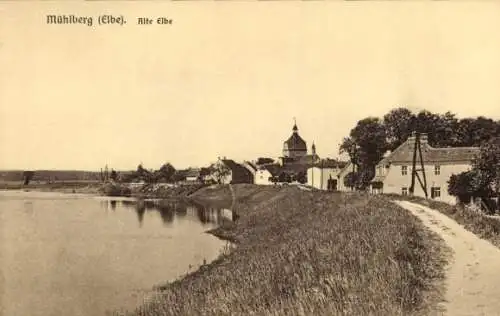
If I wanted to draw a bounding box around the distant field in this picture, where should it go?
[0,170,103,183]
[129,185,449,316]
[0,180,101,192]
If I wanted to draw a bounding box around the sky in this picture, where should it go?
[1,2,500,171]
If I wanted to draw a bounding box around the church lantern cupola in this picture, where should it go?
[282,118,308,159]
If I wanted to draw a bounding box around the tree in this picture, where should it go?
[110,169,118,182]
[383,107,415,151]
[296,171,307,184]
[456,117,499,147]
[433,111,460,147]
[157,163,176,183]
[212,162,231,184]
[339,137,358,162]
[473,137,500,197]
[447,170,490,204]
[136,164,153,183]
[344,171,358,190]
[448,137,500,212]
[278,172,292,183]
[340,117,387,189]
[22,171,35,185]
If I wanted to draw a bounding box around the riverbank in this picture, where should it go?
[126,185,449,316]
[0,182,207,200]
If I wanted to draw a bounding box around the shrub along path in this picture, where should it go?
[395,200,500,316]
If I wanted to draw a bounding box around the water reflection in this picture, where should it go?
[23,201,34,215]
[101,199,235,227]
[0,191,229,316]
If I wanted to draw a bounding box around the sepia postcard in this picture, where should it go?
[1,1,499,316]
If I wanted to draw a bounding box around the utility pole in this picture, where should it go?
[409,131,428,198]
[311,163,314,189]
[350,144,357,191]
[104,164,109,182]
[311,156,314,190]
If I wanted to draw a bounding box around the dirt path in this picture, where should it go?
[395,200,500,316]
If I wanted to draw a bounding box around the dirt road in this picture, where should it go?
[395,200,500,316]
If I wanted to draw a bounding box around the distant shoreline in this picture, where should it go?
[0,182,102,194]
[0,181,211,200]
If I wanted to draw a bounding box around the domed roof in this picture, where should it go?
[284,125,307,151]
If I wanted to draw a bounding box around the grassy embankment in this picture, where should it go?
[388,194,500,249]
[130,183,206,199]
[127,184,449,316]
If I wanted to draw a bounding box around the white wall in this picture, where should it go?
[307,167,340,190]
[379,162,473,204]
[255,169,273,185]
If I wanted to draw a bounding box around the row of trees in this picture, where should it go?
[119,163,179,183]
[340,107,500,191]
[119,163,226,184]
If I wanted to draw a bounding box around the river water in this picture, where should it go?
[0,190,232,316]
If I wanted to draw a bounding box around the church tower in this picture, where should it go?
[282,119,307,159]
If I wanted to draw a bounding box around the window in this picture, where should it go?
[401,166,408,175]
[402,187,408,196]
[434,165,441,175]
[431,187,441,199]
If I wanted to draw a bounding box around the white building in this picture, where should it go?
[370,132,480,204]
[185,168,201,182]
[307,159,347,190]
[255,164,281,185]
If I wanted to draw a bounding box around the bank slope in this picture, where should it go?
[127,186,449,316]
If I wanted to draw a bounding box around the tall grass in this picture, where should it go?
[125,187,448,316]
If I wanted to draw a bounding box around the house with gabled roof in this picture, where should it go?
[213,158,254,184]
[370,132,480,204]
[254,163,282,185]
[242,161,258,177]
[185,168,201,182]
